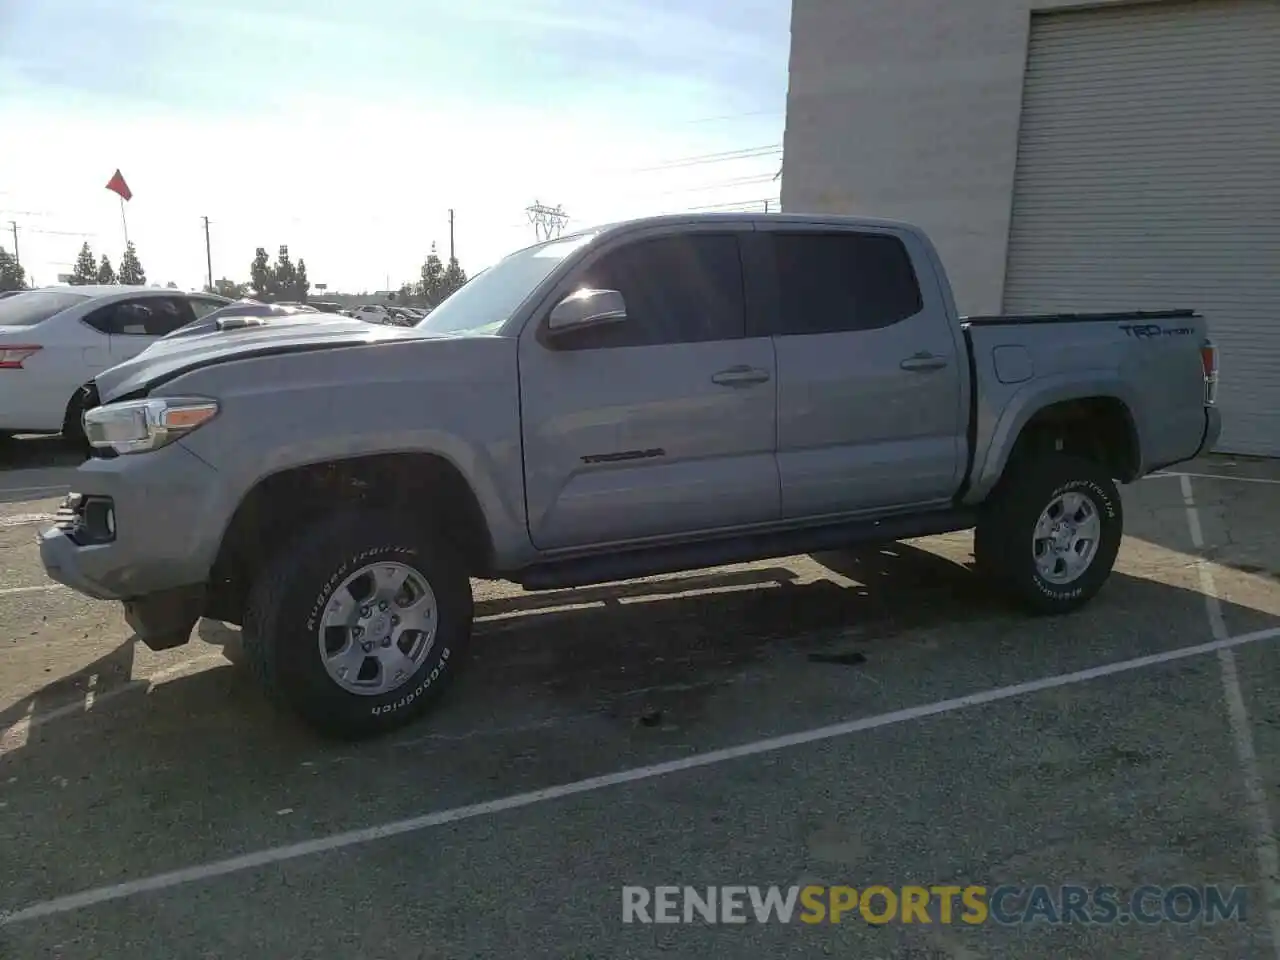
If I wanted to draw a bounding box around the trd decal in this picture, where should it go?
[1119,324,1195,339]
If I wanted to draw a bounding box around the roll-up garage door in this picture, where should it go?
[1003,0,1280,456]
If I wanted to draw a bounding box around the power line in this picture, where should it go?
[660,173,779,195]
[683,197,780,213]
[27,228,100,238]
[631,144,783,173]
[674,109,784,126]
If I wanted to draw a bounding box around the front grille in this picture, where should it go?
[54,494,84,533]
[56,493,115,545]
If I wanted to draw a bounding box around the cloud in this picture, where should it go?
[0,0,789,289]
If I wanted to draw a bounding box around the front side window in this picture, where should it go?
[84,298,194,337]
[771,231,923,336]
[555,232,746,350]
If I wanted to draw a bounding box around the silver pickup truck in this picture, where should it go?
[38,213,1221,738]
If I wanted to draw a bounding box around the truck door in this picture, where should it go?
[518,227,781,551]
[753,225,965,518]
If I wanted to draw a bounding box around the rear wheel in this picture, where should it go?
[974,454,1122,615]
[241,510,473,738]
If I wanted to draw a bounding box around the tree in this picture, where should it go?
[294,258,310,302]
[213,277,248,299]
[96,255,116,285]
[118,242,146,285]
[419,244,445,303]
[0,247,26,292]
[165,281,178,289]
[71,243,97,285]
[440,256,468,299]
[249,247,273,300]
[273,245,297,299]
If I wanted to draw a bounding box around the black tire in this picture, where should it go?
[62,387,90,453]
[241,510,473,739]
[974,454,1122,615]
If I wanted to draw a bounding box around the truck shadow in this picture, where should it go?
[0,539,1235,754]
[1,541,1271,914]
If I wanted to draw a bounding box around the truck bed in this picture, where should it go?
[958,307,1213,505]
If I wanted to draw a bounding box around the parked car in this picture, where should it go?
[162,299,322,340]
[40,213,1220,739]
[0,286,228,445]
[385,307,420,326]
[350,304,394,324]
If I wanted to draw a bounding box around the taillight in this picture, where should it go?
[1201,340,1218,406]
[0,345,41,370]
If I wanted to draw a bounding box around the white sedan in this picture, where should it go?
[0,285,228,445]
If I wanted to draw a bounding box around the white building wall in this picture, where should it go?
[781,0,1163,316]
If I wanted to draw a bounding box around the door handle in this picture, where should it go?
[900,352,949,372]
[711,365,771,387]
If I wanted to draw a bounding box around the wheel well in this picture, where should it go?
[1007,397,1140,482]
[205,453,493,625]
[63,383,91,430]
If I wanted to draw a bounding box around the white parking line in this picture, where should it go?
[3,622,1279,927]
[0,584,63,597]
[0,513,55,528]
[1152,470,1280,487]
[1181,474,1280,959]
[0,485,68,498]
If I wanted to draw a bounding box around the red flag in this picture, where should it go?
[105,170,132,202]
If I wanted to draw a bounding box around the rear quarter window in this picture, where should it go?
[0,291,92,327]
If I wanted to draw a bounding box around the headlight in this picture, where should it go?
[83,397,220,455]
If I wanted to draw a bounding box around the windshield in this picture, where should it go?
[0,290,91,326]
[415,233,597,336]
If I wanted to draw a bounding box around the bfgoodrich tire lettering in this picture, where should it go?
[975,454,1123,616]
[242,510,473,738]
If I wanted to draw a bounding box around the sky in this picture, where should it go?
[0,0,791,293]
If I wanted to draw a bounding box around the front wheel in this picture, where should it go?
[974,454,1123,615]
[62,387,91,453]
[241,510,473,738]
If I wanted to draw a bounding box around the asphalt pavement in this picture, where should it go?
[0,442,1278,960]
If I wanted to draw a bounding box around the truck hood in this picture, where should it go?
[94,316,436,403]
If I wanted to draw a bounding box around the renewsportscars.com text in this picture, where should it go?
[621,884,1248,926]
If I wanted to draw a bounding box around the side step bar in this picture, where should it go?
[515,508,978,591]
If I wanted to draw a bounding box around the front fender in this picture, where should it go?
[967,372,1141,503]
[161,335,532,568]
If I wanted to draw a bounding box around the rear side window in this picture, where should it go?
[558,232,746,350]
[771,232,923,336]
[0,291,91,326]
[187,297,226,319]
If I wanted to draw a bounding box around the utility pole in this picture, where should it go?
[202,216,213,292]
[8,221,17,269]
[448,208,455,262]
[526,202,568,242]
[763,200,770,213]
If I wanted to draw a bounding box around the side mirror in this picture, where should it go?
[546,288,627,336]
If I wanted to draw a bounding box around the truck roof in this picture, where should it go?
[563,211,921,245]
